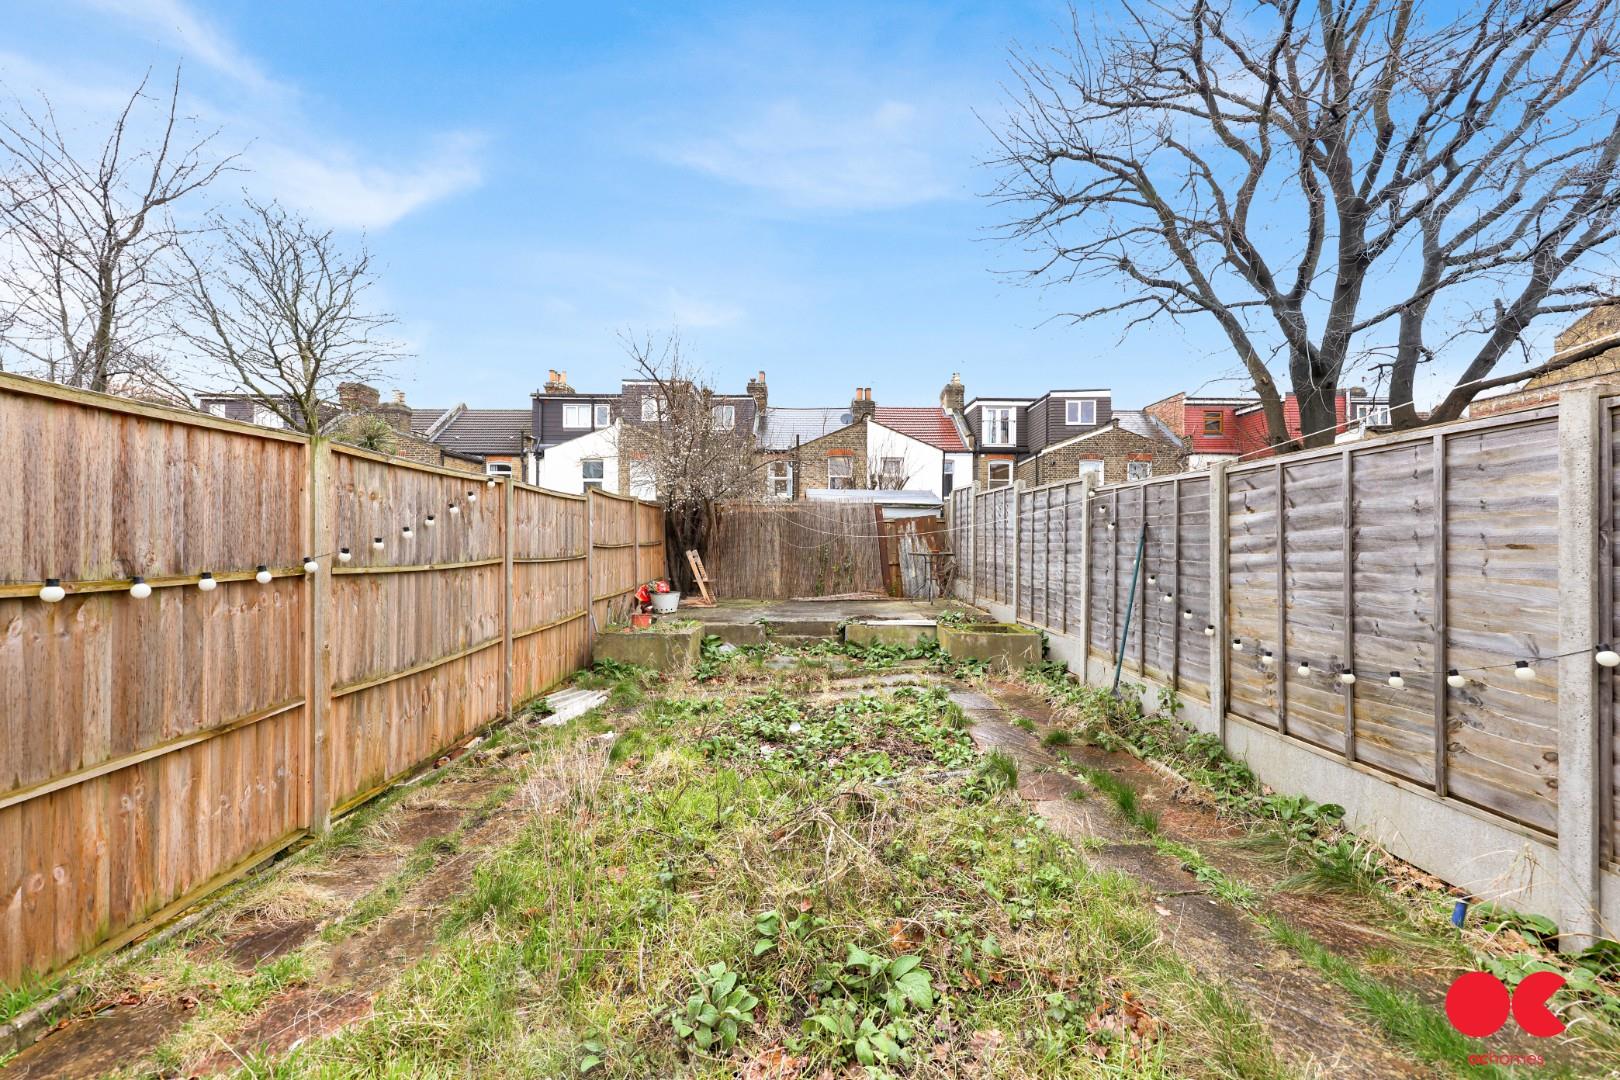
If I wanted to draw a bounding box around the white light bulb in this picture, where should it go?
[1232,638,1243,652]
[425,515,436,528]
[402,525,413,538]
[1161,593,1173,603]
[338,547,352,563]
[1338,668,1356,685]
[1447,669,1466,688]
[1260,650,1274,666]
[129,576,151,599]
[1147,574,1156,584]
[198,572,217,592]
[373,536,384,550]
[1204,625,1214,637]
[1597,645,1619,668]
[302,556,319,573]
[1183,609,1193,620]
[1387,671,1404,689]
[1297,662,1311,676]
[1107,522,1115,531]
[486,477,497,488]
[467,491,478,504]
[256,565,273,584]
[1514,660,1536,682]
[39,578,65,603]
[448,503,460,516]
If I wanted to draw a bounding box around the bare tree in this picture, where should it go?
[618,332,760,585]
[0,70,233,393]
[175,199,404,436]
[991,0,1620,446]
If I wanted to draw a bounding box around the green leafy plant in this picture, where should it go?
[803,946,936,1067]
[669,962,758,1054]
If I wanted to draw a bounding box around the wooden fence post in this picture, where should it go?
[1209,462,1230,744]
[307,438,333,835]
[1274,461,1288,736]
[1556,386,1603,952]
[501,477,513,717]
[585,491,598,639]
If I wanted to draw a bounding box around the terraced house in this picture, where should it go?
[963,384,1184,487]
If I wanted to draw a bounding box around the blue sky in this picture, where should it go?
[6,0,1561,412]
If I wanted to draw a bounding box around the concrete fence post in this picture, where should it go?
[1556,386,1603,952]
[1209,462,1230,744]
[1011,480,1026,621]
[1078,474,1096,681]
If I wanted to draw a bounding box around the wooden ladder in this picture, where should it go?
[685,549,716,605]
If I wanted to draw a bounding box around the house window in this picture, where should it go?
[1076,459,1104,482]
[581,458,604,491]
[877,456,905,488]
[942,458,955,497]
[767,460,793,499]
[982,407,1015,446]
[562,404,591,429]
[1353,402,1391,426]
[1065,399,1096,426]
[1202,411,1224,435]
[711,404,735,431]
[1127,460,1153,481]
[486,461,514,476]
[640,398,664,421]
[827,456,854,489]
[252,404,284,429]
[986,460,1012,488]
[594,403,611,428]
[205,401,228,417]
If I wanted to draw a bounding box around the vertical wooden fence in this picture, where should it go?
[948,389,1617,944]
[0,374,665,987]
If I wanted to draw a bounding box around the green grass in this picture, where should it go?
[234,683,1289,1079]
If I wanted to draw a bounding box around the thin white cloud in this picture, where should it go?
[672,98,956,212]
[77,0,281,95]
[249,133,484,231]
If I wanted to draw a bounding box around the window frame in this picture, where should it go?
[986,460,1012,488]
[767,460,793,499]
[1064,399,1096,426]
[640,398,663,422]
[594,403,611,428]
[561,404,591,429]
[1126,460,1153,481]
[941,458,955,497]
[581,457,605,491]
[252,404,285,430]
[1202,410,1225,435]
[981,406,1016,446]
[711,403,736,431]
[826,455,854,490]
[1076,459,1104,482]
[485,461,514,476]
[878,456,904,486]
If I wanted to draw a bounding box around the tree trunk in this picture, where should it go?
[1296,382,1339,449]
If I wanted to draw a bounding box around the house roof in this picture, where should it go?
[428,406,532,454]
[409,408,447,435]
[872,407,969,452]
[756,407,855,451]
[1035,410,1178,454]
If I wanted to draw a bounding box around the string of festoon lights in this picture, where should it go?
[1089,501,1619,681]
[34,476,500,603]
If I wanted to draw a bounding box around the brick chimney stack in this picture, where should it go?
[376,389,413,432]
[851,386,876,422]
[746,370,768,414]
[337,381,380,411]
[940,373,965,413]
[543,369,574,394]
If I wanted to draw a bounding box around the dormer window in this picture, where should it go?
[641,398,664,422]
[1065,399,1096,425]
[982,407,1015,446]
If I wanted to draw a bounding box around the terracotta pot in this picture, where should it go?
[630,612,654,629]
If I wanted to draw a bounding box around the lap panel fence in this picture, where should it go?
[947,388,1617,944]
[0,373,664,987]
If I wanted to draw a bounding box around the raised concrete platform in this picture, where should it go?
[680,599,965,646]
[592,625,701,671]
[845,619,937,648]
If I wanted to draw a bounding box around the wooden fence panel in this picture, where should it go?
[1280,455,1348,752]
[1226,465,1279,727]
[0,380,310,986]
[589,491,638,625]
[1610,406,1620,860]
[510,485,590,704]
[1142,482,1176,683]
[1089,490,1113,655]
[0,375,665,988]
[1177,476,1212,695]
[1349,441,1438,784]
[636,500,667,584]
[1444,418,1561,833]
